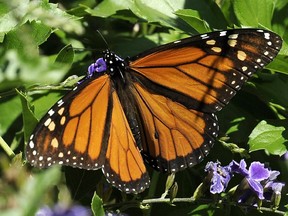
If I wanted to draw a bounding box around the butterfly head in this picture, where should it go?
[102,50,126,76]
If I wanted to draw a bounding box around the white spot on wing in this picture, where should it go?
[264,32,270,39]
[57,99,64,107]
[44,118,52,127]
[200,34,209,39]
[29,141,34,149]
[48,109,55,116]
[220,31,227,36]
[228,34,238,39]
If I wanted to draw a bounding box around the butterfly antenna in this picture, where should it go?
[97,30,109,49]
[72,170,85,199]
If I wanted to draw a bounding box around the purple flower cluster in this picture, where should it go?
[36,204,91,216]
[204,160,284,206]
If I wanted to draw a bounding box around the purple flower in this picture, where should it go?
[229,160,270,200]
[205,161,232,194]
[78,58,107,85]
[88,58,107,76]
[36,204,91,216]
[263,170,285,205]
[282,151,288,160]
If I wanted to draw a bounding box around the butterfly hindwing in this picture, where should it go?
[103,91,149,193]
[131,82,218,173]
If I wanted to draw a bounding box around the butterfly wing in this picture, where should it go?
[130,29,282,113]
[128,29,282,172]
[26,74,110,169]
[103,90,149,193]
[130,82,218,172]
[26,73,149,193]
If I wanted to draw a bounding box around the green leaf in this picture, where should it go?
[0,0,29,42]
[55,44,74,65]
[91,192,105,216]
[16,89,38,142]
[233,0,276,28]
[176,0,228,32]
[267,55,288,75]
[3,21,52,59]
[254,73,288,113]
[30,91,63,120]
[0,96,21,136]
[87,0,192,32]
[86,0,131,18]
[248,120,288,155]
[0,0,83,44]
[0,49,70,85]
[175,9,211,33]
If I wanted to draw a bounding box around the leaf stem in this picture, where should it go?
[0,136,15,158]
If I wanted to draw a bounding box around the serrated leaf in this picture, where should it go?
[248,120,288,156]
[91,192,105,216]
[3,21,52,59]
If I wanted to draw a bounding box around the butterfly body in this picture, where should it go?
[26,29,282,193]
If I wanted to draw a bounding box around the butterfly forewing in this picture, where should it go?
[26,73,150,193]
[26,74,111,169]
[130,29,282,113]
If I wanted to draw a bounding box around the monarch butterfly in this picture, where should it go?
[26,29,282,193]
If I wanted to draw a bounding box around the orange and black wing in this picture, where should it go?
[103,90,149,193]
[26,73,149,193]
[131,82,218,172]
[128,29,282,172]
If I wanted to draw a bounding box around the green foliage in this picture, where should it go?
[0,0,287,215]
[91,192,105,216]
[0,153,61,216]
[248,120,288,155]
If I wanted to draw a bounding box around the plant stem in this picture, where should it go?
[0,136,15,158]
